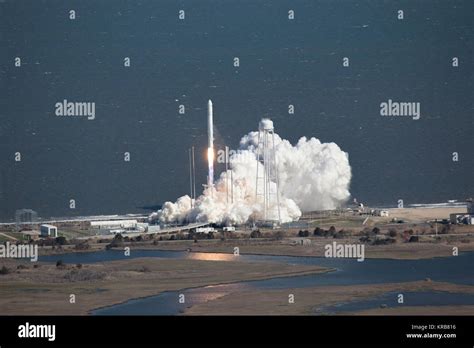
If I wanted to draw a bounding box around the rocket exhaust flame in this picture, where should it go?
[207,147,214,187]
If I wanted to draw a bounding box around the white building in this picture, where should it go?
[90,220,138,230]
[40,224,58,238]
[377,210,390,217]
[450,213,474,225]
[196,227,215,233]
[147,225,161,233]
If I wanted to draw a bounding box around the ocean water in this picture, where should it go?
[1,0,473,220]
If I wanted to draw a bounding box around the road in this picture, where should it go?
[0,232,18,241]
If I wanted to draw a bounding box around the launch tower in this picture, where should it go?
[255,119,281,223]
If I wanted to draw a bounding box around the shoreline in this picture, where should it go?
[0,204,467,225]
[0,256,331,316]
[127,238,474,260]
[88,266,336,315]
[35,239,474,261]
[133,246,473,261]
[35,242,474,262]
[185,280,474,315]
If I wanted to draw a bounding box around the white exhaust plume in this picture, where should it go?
[150,119,351,225]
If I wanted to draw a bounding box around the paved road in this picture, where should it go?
[0,232,18,241]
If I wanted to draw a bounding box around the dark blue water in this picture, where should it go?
[1,0,473,220]
[317,291,474,314]
[94,283,247,316]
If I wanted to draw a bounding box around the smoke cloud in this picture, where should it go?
[150,119,351,225]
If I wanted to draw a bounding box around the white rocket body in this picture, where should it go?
[208,100,213,149]
[207,100,214,187]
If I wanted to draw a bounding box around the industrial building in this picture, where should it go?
[90,219,150,235]
[20,230,41,241]
[196,227,215,233]
[450,214,474,225]
[449,199,474,225]
[40,224,58,238]
[373,210,389,217]
[90,220,138,230]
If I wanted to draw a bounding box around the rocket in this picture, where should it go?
[208,100,213,149]
[207,99,214,188]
